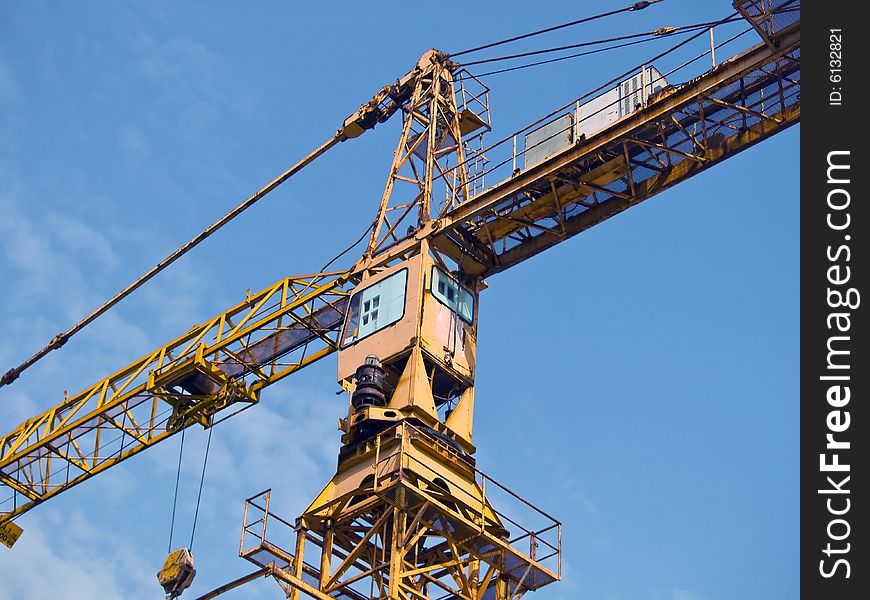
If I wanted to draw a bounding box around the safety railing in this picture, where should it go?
[447,4,798,205]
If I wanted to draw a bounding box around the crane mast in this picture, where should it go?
[1,2,799,598]
[221,51,561,600]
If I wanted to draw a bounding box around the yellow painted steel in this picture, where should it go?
[0,271,352,524]
[357,22,801,277]
[0,16,800,532]
[0,520,23,548]
[158,547,197,598]
[240,424,561,600]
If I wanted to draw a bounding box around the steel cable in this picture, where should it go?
[449,1,665,58]
[189,424,213,553]
[168,427,186,553]
[1,134,342,389]
[460,22,711,80]
[458,16,743,68]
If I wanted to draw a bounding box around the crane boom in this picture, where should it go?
[0,271,351,521]
[359,22,800,276]
[0,50,423,390]
[0,12,799,527]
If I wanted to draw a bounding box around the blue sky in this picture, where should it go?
[0,2,798,599]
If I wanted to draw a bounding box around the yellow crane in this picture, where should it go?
[0,2,799,598]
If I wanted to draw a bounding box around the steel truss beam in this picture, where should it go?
[358,23,800,277]
[0,15,800,529]
[0,271,353,523]
[239,425,560,600]
[365,52,490,260]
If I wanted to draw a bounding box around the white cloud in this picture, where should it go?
[568,483,598,516]
[0,19,331,600]
[548,559,583,600]
[673,587,706,600]
[0,56,21,105]
[0,380,346,600]
[137,35,219,82]
[0,514,129,600]
[118,125,151,162]
[129,32,254,135]
[0,162,218,396]
[0,167,118,321]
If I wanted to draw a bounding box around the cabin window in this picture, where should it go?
[342,269,408,347]
[431,267,474,324]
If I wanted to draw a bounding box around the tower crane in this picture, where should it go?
[0,2,799,598]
